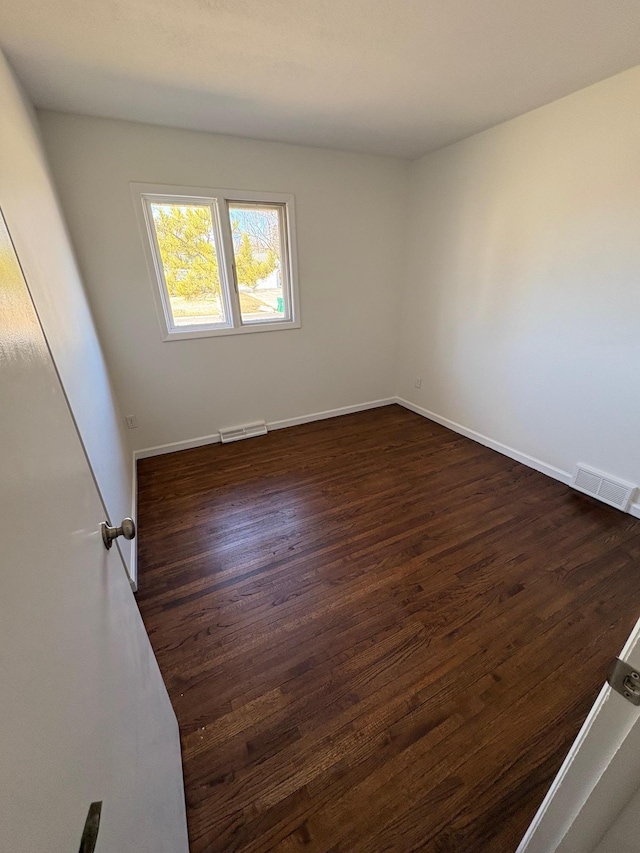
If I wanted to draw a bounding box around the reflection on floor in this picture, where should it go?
[136,404,640,853]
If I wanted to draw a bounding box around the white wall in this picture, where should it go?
[38,112,409,451]
[34,65,640,501]
[0,52,135,572]
[396,65,640,490]
[594,783,640,853]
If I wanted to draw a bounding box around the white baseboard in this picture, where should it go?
[132,397,396,461]
[395,396,574,486]
[133,431,221,461]
[129,400,396,574]
[396,396,640,518]
[267,397,395,432]
[129,396,640,541]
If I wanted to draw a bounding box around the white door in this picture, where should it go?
[517,614,640,852]
[0,210,188,852]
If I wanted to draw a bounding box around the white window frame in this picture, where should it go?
[131,182,301,341]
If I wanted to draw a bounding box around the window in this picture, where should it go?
[134,184,300,340]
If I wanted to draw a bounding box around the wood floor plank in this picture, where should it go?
[136,405,640,852]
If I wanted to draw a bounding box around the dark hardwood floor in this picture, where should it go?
[136,405,640,852]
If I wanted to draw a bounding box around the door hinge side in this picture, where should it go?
[608,658,640,706]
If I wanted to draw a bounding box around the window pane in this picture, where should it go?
[228,204,286,323]
[149,202,226,326]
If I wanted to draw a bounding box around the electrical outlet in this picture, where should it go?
[414,377,422,389]
[125,415,139,429]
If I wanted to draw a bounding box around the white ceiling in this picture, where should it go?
[1,0,640,158]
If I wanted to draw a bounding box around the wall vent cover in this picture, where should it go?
[572,464,636,512]
[219,421,267,444]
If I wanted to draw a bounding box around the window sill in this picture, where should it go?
[161,319,301,341]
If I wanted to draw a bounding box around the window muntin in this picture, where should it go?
[137,185,299,340]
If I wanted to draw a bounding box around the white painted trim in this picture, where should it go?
[132,398,396,461]
[516,612,640,853]
[129,455,138,592]
[133,431,221,460]
[515,683,610,853]
[268,398,395,432]
[395,397,572,486]
[396,397,640,519]
[130,182,301,342]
